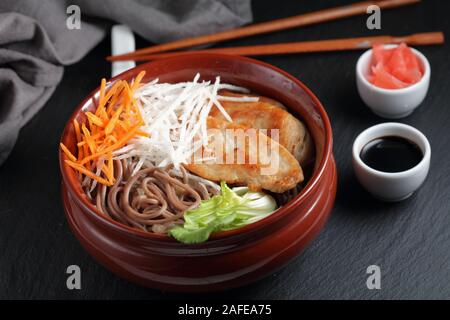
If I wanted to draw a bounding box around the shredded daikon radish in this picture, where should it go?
[216,95,259,102]
[113,74,259,171]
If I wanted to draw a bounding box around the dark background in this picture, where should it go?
[1,0,449,299]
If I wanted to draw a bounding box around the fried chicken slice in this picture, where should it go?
[210,91,314,167]
[185,117,303,193]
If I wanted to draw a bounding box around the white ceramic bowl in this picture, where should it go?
[356,45,430,119]
[352,123,431,202]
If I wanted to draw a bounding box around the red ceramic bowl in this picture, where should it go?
[59,53,337,292]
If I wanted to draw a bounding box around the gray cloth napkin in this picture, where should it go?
[0,0,252,164]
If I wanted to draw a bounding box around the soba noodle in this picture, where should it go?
[85,158,219,233]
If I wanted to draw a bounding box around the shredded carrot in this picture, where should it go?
[60,72,146,186]
[65,160,112,186]
[97,106,109,122]
[98,78,106,108]
[136,130,150,137]
[60,143,77,162]
[79,123,142,165]
[81,124,96,154]
[77,131,105,147]
[131,97,144,124]
[117,121,129,132]
[72,119,83,161]
[131,71,145,91]
[100,165,113,184]
[82,143,89,165]
[85,112,104,127]
[102,135,118,146]
[105,106,123,135]
[106,82,124,115]
[103,80,122,105]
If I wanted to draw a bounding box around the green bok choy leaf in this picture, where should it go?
[169,181,277,244]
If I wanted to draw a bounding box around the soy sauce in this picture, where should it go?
[360,136,423,173]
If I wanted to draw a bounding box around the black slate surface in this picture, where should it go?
[1,0,449,299]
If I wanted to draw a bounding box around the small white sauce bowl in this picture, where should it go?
[352,122,431,202]
[356,45,430,119]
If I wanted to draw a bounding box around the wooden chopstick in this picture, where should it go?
[107,0,420,61]
[110,32,444,62]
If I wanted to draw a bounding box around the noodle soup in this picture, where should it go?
[59,54,336,291]
[60,72,314,243]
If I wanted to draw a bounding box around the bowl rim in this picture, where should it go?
[59,53,334,242]
[356,44,431,94]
